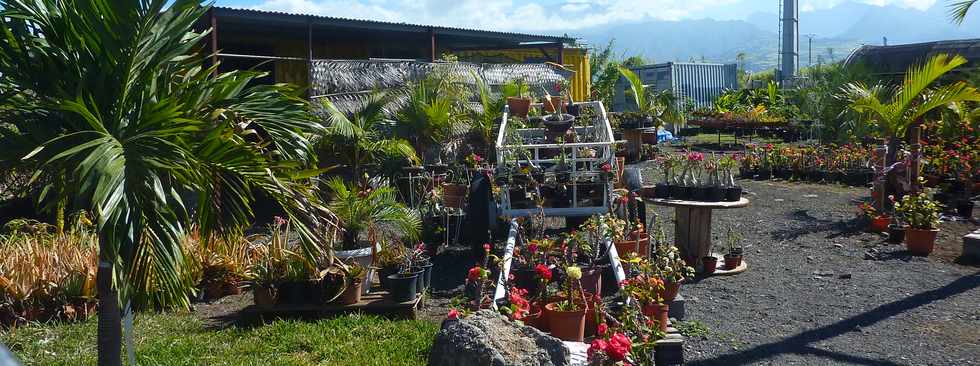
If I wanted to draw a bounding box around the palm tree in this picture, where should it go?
[617,65,680,128]
[0,1,327,364]
[845,54,980,198]
[468,77,506,156]
[318,91,418,179]
[325,177,420,251]
[949,0,976,24]
[395,77,469,164]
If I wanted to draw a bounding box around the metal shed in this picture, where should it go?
[612,62,738,112]
[844,38,980,76]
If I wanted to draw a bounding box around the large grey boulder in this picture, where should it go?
[428,310,570,366]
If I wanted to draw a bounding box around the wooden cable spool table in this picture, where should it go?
[643,197,750,275]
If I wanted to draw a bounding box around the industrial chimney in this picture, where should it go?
[780,0,798,85]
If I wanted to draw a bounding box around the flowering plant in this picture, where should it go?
[465,153,484,169]
[894,192,940,230]
[649,219,694,283]
[587,330,633,365]
[499,287,532,321]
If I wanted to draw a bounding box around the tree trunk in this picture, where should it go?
[908,126,922,193]
[881,136,901,211]
[97,245,122,366]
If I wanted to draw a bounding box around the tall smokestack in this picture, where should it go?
[780,0,798,84]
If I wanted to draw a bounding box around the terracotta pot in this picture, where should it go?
[523,308,546,330]
[702,256,718,274]
[253,286,276,308]
[442,183,468,209]
[905,228,939,256]
[223,281,242,296]
[507,97,531,118]
[338,281,363,305]
[869,215,890,233]
[545,302,586,341]
[724,254,742,270]
[642,303,670,332]
[658,281,681,303]
[542,96,566,113]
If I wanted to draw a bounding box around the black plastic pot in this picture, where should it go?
[739,169,754,179]
[654,184,669,198]
[668,185,685,200]
[956,200,975,218]
[887,224,908,244]
[378,265,399,290]
[706,186,725,202]
[692,187,709,201]
[413,262,434,292]
[387,272,420,303]
[678,186,694,200]
[724,186,743,202]
[755,170,771,180]
[512,267,541,297]
[543,113,575,134]
[277,280,321,305]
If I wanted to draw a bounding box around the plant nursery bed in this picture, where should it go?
[243,289,424,320]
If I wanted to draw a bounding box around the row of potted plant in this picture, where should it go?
[740,143,875,186]
[643,151,743,202]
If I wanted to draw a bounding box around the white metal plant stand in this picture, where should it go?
[494,101,619,218]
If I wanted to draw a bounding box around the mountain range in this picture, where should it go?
[566,1,980,72]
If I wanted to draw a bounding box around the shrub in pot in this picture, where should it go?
[546,265,587,341]
[723,225,743,270]
[649,220,695,302]
[277,255,321,305]
[503,79,531,118]
[621,259,669,332]
[894,192,941,256]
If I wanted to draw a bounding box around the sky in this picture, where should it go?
[216,0,940,32]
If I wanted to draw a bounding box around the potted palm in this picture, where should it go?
[894,192,941,256]
[337,263,366,305]
[326,176,420,266]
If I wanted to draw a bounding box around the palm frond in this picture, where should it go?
[948,0,977,25]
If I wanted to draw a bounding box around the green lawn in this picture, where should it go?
[2,312,438,365]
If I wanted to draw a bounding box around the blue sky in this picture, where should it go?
[215,0,938,32]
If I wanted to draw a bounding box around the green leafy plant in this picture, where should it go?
[318,91,419,177]
[326,177,421,250]
[894,192,941,230]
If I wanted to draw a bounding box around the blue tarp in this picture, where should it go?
[658,128,676,142]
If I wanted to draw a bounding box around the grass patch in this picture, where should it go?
[675,320,710,339]
[2,312,438,365]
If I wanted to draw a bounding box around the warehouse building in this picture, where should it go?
[612,62,738,112]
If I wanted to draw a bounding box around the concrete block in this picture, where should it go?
[654,336,685,366]
[668,294,685,320]
[964,232,980,260]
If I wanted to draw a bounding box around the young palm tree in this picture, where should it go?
[468,77,506,154]
[845,54,980,160]
[618,65,681,128]
[318,91,418,178]
[325,177,420,250]
[0,1,327,364]
[395,77,469,164]
[845,54,980,202]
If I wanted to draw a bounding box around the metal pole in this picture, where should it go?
[429,27,436,62]
[210,9,218,74]
[307,17,313,99]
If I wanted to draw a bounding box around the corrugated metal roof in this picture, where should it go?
[844,38,980,74]
[212,6,572,44]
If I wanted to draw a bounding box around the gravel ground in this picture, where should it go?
[637,175,980,366]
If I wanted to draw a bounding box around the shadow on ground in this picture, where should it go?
[688,272,980,366]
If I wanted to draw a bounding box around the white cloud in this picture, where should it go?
[250,0,939,32]
[251,0,742,32]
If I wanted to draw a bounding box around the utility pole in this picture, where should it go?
[804,34,816,68]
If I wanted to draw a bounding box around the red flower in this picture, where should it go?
[484,243,492,252]
[597,323,609,336]
[447,309,460,320]
[534,264,552,282]
[587,339,608,359]
[607,332,632,361]
[528,242,538,254]
[468,266,483,282]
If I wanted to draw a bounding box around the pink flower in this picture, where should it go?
[607,332,632,361]
[447,309,460,320]
[273,216,287,226]
[600,163,612,173]
[597,323,608,336]
[484,243,492,252]
[528,242,538,254]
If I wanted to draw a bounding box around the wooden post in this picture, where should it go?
[557,42,564,65]
[210,9,218,73]
[674,207,713,266]
[909,125,922,192]
[307,17,313,99]
[429,27,436,62]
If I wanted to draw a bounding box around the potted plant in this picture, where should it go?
[653,155,675,199]
[542,80,570,114]
[723,225,743,270]
[649,219,694,302]
[504,79,532,118]
[545,265,587,341]
[701,255,718,274]
[337,263,366,305]
[894,192,941,256]
[720,154,743,201]
[620,256,669,332]
[326,177,421,269]
[704,155,725,202]
[409,244,433,293]
[387,255,422,303]
[858,202,890,233]
[374,242,406,290]
[886,199,909,244]
[277,254,322,305]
